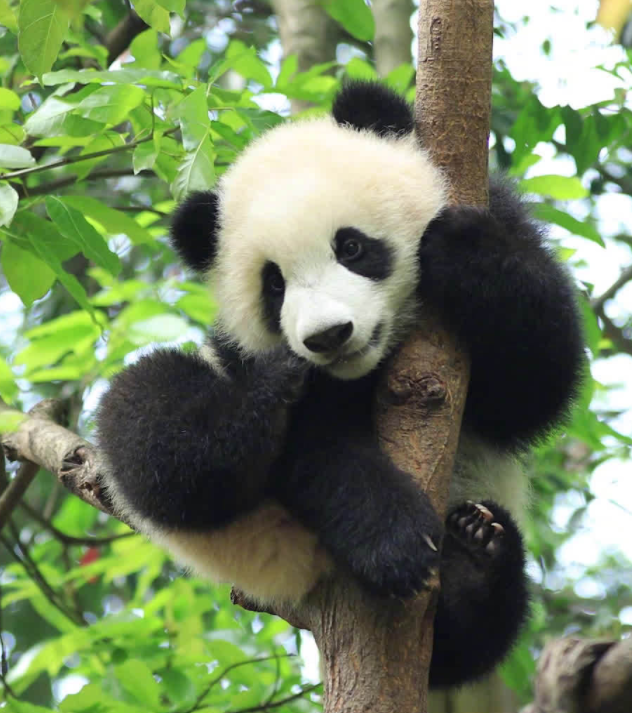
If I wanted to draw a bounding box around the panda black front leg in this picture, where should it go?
[277,439,443,599]
[97,339,308,532]
[429,500,529,688]
[419,181,584,451]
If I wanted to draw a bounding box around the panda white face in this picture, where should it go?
[209,117,447,379]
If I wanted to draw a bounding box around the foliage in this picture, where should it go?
[0,0,631,710]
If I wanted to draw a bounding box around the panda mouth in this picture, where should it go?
[327,323,384,366]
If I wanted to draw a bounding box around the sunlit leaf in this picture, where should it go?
[519,175,588,200]
[0,182,18,226]
[18,0,70,80]
[134,0,171,35]
[321,0,375,41]
[46,196,122,276]
[171,135,215,201]
[0,144,35,168]
[1,240,56,306]
[74,84,146,125]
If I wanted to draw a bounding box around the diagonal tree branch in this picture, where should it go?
[0,398,121,527]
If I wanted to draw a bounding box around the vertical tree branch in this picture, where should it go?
[309,4,493,713]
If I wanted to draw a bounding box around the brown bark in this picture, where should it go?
[416,0,493,206]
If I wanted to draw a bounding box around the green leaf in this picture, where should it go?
[129,29,162,70]
[0,124,25,145]
[1,240,56,306]
[224,41,273,88]
[0,88,21,111]
[134,0,171,34]
[0,357,18,403]
[62,196,155,245]
[42,68,181,89]
[155,0,185,15]
[18,0,70,80]
[0,182,19,226]
[133,133,161,173]
[74,84,146,125]
[115,660,162,708]
[345,57,378,80]
[45,196,122,276]
[321,0,375,41]
[519,175,588,200]
[0,410,27,434]
[177,85,210,150]
[385,64,415,94]
[2,217,91,313]
[533,203,604,246]
[0,145,35,169]
[128,314,189,344]
[24,95,103,138]
[0,0,18,34]
[171,136,215,201]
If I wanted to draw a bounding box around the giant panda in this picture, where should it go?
[97,81,584,688]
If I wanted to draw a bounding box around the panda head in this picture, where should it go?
[171,82,447,380]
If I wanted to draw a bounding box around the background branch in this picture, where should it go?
[522,637,632,713]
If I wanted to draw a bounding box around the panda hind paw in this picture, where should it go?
[447,501,506,555]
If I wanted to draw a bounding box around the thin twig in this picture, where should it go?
[0,463,40,530]
[591,265,632,312]
[19,501,135,546]
[1,127,178,182]
[179,654,294,713]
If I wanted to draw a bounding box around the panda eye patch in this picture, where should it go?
[263,262,285,294]
[261,261,284,334]
[334,227,394,281]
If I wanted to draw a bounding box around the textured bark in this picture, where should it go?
[0,398,116,523]
[372,0,414,76]
[521,637,632,713]
[416,0,493,206]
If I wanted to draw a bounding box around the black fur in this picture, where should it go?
[430,501,528,688]
[97,343,306,528]
[333,80,414,137]
[170,190,220,272]
[419,179,584,450]
[334,227,394,281]
[261,261,285,333]
[97,83,585,688]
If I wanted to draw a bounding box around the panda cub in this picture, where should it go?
[97,81,584,687]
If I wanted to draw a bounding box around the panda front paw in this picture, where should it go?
[446,500,523,564]
[447,501,506,554]
[346,492,443,599]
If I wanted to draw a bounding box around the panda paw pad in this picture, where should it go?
[448,501,505,554]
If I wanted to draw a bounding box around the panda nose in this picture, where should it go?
[303,321,354,353]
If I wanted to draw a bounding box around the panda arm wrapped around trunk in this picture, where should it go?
[96,81,584,689]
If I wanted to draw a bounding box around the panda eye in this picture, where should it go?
[264,263,285,295]
[340,237,363,261]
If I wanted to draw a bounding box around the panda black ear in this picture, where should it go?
[332,80,414,138]
[170,191,220,272]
